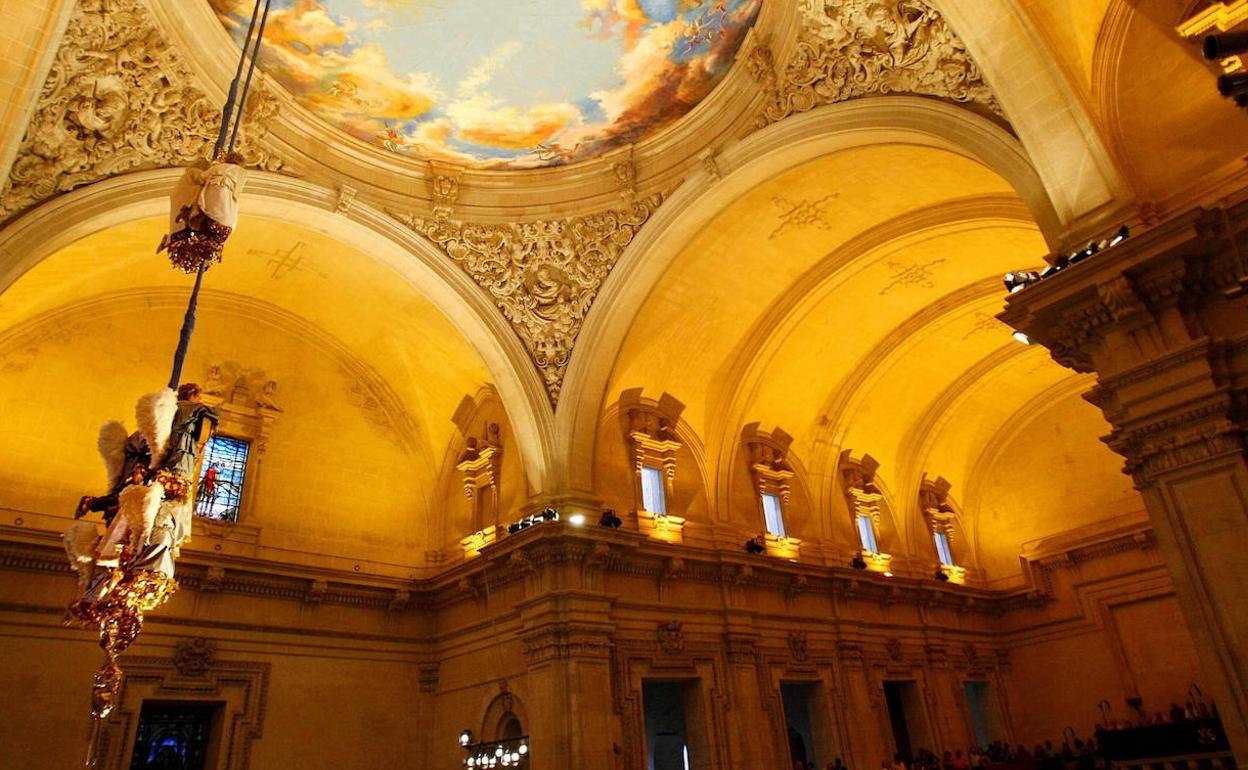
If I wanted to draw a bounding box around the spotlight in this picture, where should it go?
[1012,331,1031,345]
[460,729,474,747]
[935,567,950,582]
[883,571,894,578]
[540,507,560,522]
[1218,72,1248,97]
[1108,224,1130,247]
[744,536,766,555]
[1003,271,1041,293]
[850,554,868,570]
[598,509,623,528]
[568,513,585,526]
[1204,32,1248,60]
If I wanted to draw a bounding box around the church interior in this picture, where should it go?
[1,1,1247,769]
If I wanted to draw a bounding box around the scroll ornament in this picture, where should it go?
[753,0,1002,126]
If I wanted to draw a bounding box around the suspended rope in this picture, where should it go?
[65,2,275,766]
[164,0,273,389]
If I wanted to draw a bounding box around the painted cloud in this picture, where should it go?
[211,0,761,168]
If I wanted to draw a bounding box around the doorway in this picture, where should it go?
[883,681,931,762]
[781,682,837,768]
[642,679,709,770]
[963,681,1003,747]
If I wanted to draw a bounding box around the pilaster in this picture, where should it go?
[1000,203,1248,762]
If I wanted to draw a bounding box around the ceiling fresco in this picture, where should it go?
[210,0,762,169]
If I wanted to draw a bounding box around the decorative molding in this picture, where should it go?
[394,193,664,403]
[656,621,685,654]
[172,637,216,677]
[0,0,285,224]
[748,0,1001,129]
[94,648,269,770]
[787,631,809,662]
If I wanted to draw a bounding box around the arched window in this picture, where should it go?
[920,476,967,583]
[839,452,893,574]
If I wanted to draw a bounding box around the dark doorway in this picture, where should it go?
[884,682,913,762]
[964,681,1003,747]
[781,682,825,767]
[642,679,709,770]
[882,680,932,761]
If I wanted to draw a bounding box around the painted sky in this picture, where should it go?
[211,0,761,168]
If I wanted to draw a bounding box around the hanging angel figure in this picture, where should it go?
[64,383,218,609]
[157,153,247,273]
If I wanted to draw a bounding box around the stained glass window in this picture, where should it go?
[129,702,217,770]
[195,435,249,522]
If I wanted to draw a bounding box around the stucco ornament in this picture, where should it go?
[397,193,664,404]
[0,0,282,223]
[752,0,1001,126]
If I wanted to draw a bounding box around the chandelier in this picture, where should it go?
[60,0,274,765]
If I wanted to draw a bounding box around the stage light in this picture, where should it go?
[744,537,766,554]
[460,730,473,747]
[935,567,950,582]
[1218,72,1248,97]
[883,571,894,578]
[598,509,623,528]
[1108,225,1130,247]
[1012,331,1030,345]
[850,554,868,570]
[568,513,585,526]
[1003,271,1040,293]
[1204,32,1248,60]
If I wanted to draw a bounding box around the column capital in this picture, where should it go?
[999,204,1248,484]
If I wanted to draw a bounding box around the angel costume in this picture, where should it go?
[65,386,217,604]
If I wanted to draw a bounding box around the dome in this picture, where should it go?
[210,0,761,168]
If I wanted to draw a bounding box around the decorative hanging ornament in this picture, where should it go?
[158,154,248,273]
[59,0,274,764]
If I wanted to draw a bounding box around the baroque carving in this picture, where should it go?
[656,621,685,654]
[788,631,809,662]
[749,0,1001,128]
[394,193,665,403]
[0,0,284,223]
[172,637,216,677]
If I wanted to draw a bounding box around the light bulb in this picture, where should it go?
[518,743,528,755]
[569,513,585,526]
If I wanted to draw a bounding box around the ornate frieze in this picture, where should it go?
[748,0,1001,128]
[0,0,284,224]
[395,192,664,404]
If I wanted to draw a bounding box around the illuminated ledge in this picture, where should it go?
[637,510,686,544]
[940,564,968,584]
[862,550,894,574]
[461,526,499,559]
[764,534,801,560]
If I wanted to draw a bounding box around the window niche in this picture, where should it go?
[743,424,801,560]
[456,422,503,558]
[919,475,967,584]
[620,390,686,544]
[839,452,892,574]
[194,364,280,539]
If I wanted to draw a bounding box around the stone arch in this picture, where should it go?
[0,169,556,495]
[559,97,1059,497]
